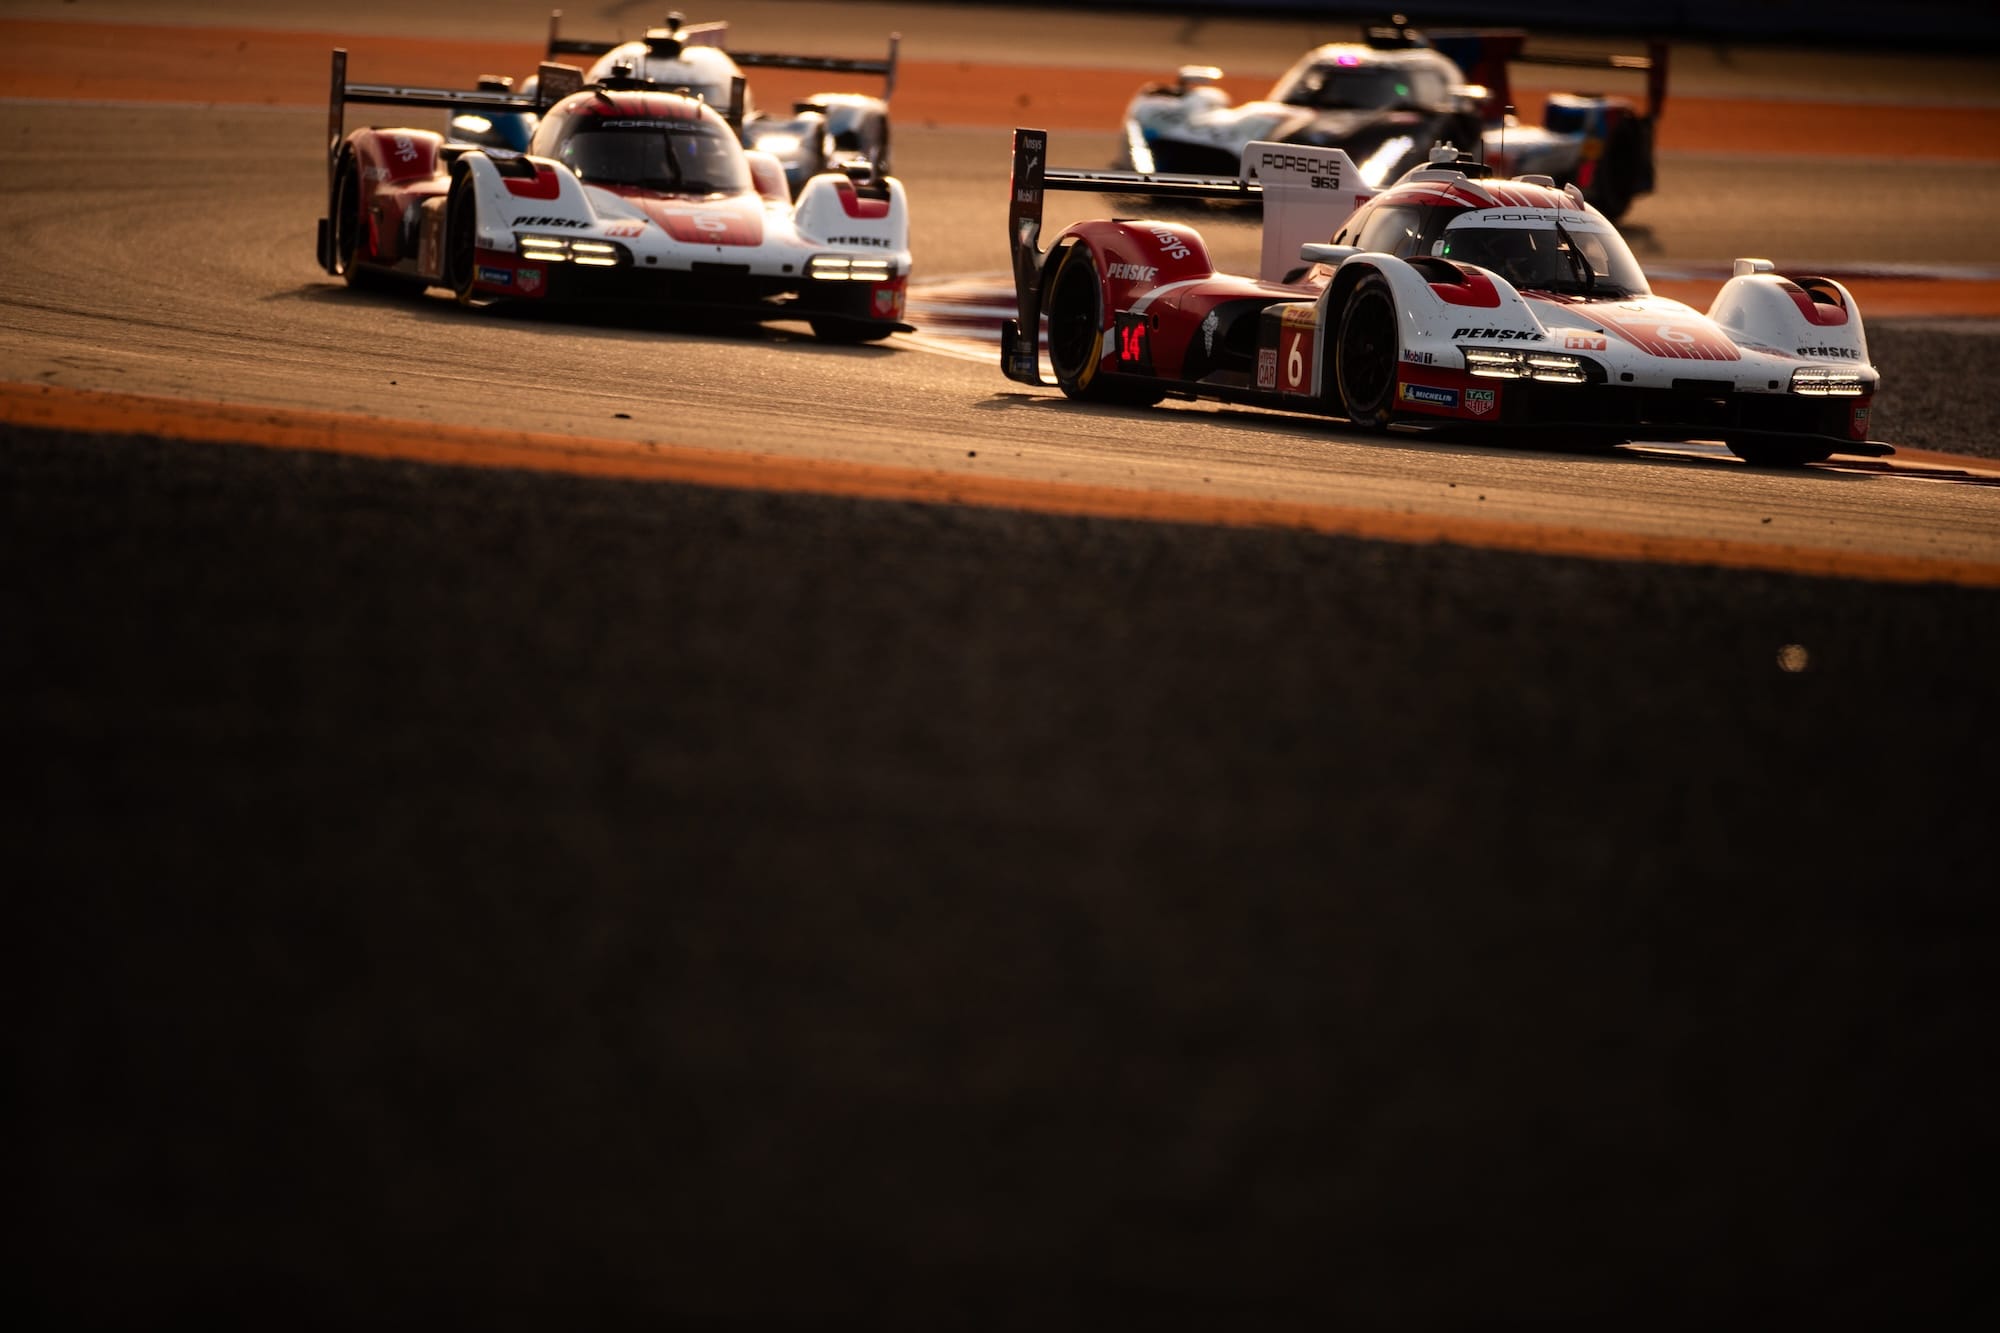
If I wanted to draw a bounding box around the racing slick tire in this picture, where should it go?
[1043,244,1166,408]
[443,172,481,306]
[1334,270,1400,431]
[330,152,424,297]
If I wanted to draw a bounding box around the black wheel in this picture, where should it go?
[1727,437,1833,468]
[443,171,480,304]
[1043,245,1164,407]
[1335,271,1399,430]
[331,153,423,296]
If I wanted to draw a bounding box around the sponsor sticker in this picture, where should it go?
[1398,383,1460,409]
[1403,349,1435,365]
[477,265,513,288]
[1108,262,1158,282]
[1564,333,1607,351]
[1798,345,1861,359]
[1452,326,1543,341]
[1257,346,1278,389]
[1466,388,1496,416]
[516,266,542,294]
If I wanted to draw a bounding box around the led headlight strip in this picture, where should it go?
[1461,348,1590,383]
[808,255,894,282]
[515,234,625,268]
[1789,366,1867,396]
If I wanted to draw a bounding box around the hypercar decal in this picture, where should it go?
[1588,307,1742,361]
[625,192,765,246]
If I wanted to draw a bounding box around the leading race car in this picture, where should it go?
[1117,18,1665,221]
[1001,129,1886,468]
[448,10,898,199]
[316,50,913,342]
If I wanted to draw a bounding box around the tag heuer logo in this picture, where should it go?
[1467,388,1496,416]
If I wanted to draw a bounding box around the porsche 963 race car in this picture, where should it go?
[1002,130,1886,468]
[1118,18,1665,221]
[447,10,898,200]
[315,50,913,342]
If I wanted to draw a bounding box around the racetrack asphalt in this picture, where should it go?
[9,6,2000,1326]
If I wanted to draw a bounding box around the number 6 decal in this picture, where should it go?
[1286,331,1307,391]
[1656,323,1695,343]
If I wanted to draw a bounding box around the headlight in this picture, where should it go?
[808,255,894,282]
[1790,365,1866,396]
[515,234,627,267]
[755,133,803,157]
[1461,347,1591,383]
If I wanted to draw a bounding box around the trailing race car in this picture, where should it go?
[316,49,913,343]
[1117,17,1665,221]
[448,10,898,199]
[1001,129,1886,468]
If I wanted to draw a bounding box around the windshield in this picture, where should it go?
[1272,63,1414,111]
[555,122,751,194]
[1434,219,1650,298]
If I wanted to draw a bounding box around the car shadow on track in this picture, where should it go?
[292,281,905,355]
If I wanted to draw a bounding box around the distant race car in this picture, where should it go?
[1117,18,1666,221]
[1001,129,1886,468]
[316,50,913,342]
[448,10,898,199]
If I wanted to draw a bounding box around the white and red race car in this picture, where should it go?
[1003,130,1885,467]
[315,51,913,342]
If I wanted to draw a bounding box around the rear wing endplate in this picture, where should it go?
[1426,29,1670,122]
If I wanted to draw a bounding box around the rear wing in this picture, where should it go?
[544,8,899,101]
[323,47,574,187]
[1421,28,1669,122]
[1002,127,1368,387]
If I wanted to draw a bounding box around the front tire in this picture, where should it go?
[1335,271,1399,431]
[1043,244,1164,407]
[443,171,481,305]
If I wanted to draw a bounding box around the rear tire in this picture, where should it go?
[1335,271,1399,431]
[332,153,424,296]
[1043,245,1164,407]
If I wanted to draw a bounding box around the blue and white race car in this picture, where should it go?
[1118,19,1666,222]
[318,51,913,342]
